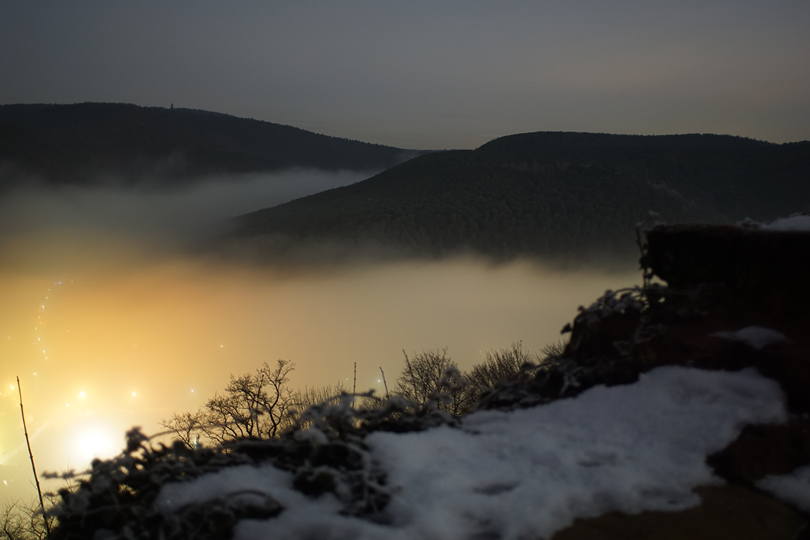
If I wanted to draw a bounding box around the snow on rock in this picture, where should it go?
[368,367,786,539]
[158,465,384,539]
[762,215,810,231]
[758,466,810,513]
[157,367,786,540]
[712,326,789,350]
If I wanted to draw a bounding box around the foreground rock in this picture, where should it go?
[532,224,810,539]
[555,486,806,540]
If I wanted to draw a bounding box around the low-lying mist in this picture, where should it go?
[0,168,369,270]
[0,169,638,505]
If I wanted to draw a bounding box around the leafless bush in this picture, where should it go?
[160,411,206,448]
[396,349,470,416]
[161,360,296,447]
[539,340,566,364]
[292,383,347,414]
[1,500,54,540]
[467,342,535,391]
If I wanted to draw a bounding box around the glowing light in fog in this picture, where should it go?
[70,425,117,465]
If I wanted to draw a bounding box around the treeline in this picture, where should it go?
[232,132,810,262]
[0,103,415,185]
[159,342,564,448]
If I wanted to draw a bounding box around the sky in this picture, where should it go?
[1,1,809,148]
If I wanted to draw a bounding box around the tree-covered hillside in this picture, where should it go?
[0,103,417,185]
[230,132,810,261]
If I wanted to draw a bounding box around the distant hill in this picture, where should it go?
[229,132,810,262]
[0,103,417,185]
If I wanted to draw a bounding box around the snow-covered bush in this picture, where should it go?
[51,385,462,540]
[396,350,471,416]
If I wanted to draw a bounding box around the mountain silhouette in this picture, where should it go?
[0,103,417,186]
[230,132,810,262]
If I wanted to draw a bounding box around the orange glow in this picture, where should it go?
[69,423,118,465]
[0,237,634,504]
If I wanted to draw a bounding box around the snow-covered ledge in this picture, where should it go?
[158,367,786,540]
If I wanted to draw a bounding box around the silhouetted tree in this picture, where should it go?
[160,411,205,448]
[161,360,295,447]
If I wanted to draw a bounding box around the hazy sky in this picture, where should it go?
[2,1,809,148]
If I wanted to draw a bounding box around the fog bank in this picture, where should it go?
[0,168,369,270]
[0,170,638,506]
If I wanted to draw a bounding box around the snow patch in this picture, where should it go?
[157,367,786,540]
[158,465,380,539]
[758,465,810,513]
[712,326,788,350]
[762,215,810,231]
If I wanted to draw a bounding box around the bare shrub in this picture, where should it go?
[467,342,535,392]
[292,383,347,413]
[1,500,54,540]
[161,360,295,446]
[539,340,566,364]
[396,349,470,416]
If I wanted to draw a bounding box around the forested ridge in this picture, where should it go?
[232,132,810,261]
[0,103,417,185]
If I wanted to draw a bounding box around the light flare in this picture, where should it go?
[70,424,118,465]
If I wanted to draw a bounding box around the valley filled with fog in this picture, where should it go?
[0,170,636,506]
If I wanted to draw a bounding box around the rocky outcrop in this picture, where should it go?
[554,486,807,540]
[541,224,810,539]
[708,420,810,484]
[644,224,810,320]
